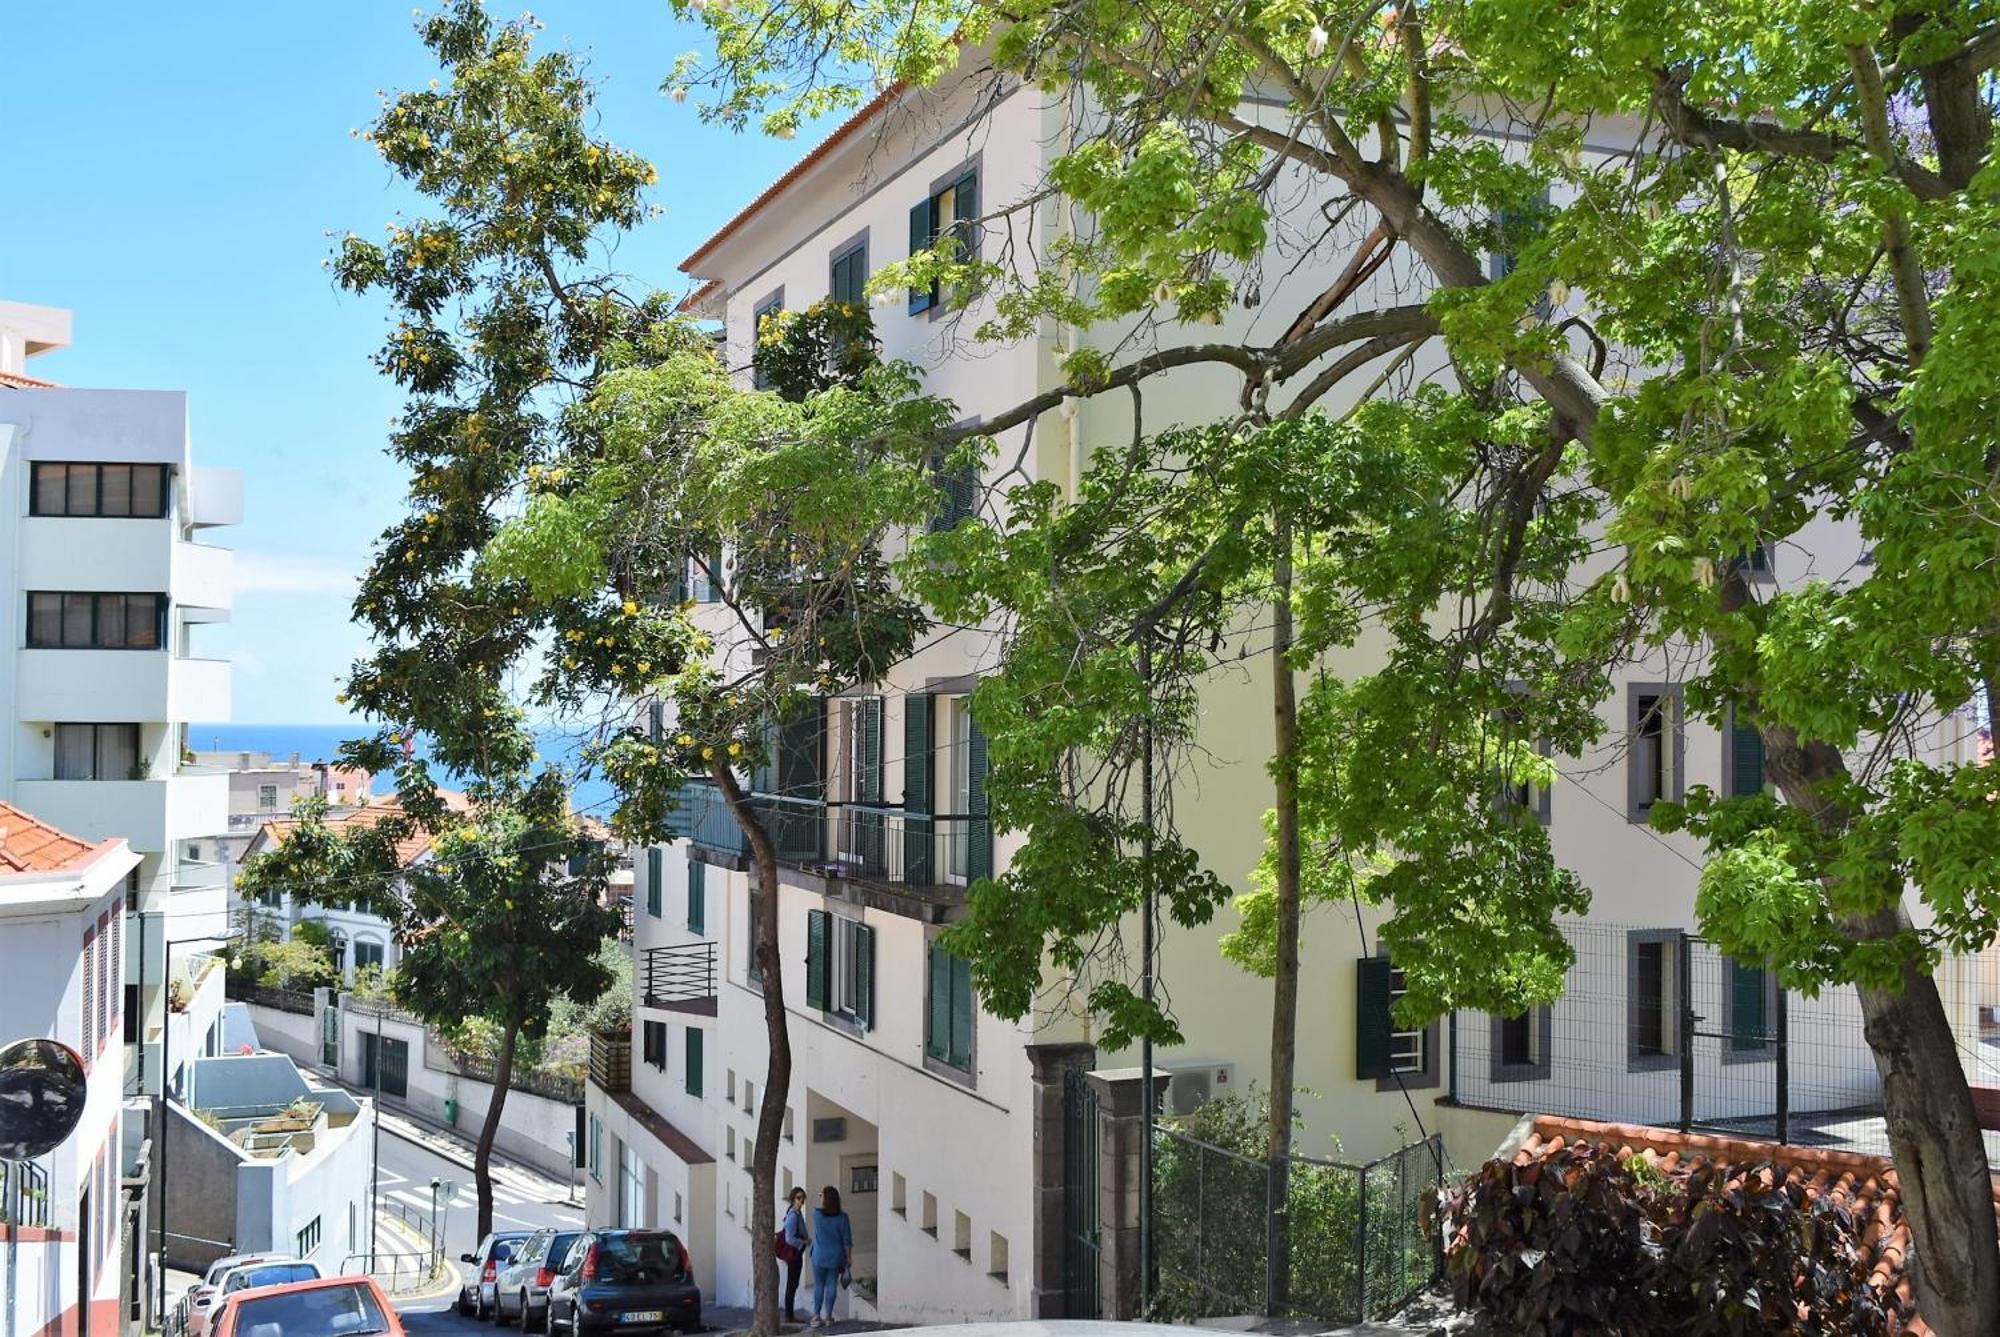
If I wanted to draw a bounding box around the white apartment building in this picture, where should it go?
[582,64,2000,1324]
[0,800,143,1337]
[0,300,242,1101]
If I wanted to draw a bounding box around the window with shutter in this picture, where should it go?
[83,929,97,1057]
[1354,957,1392,1080]
[854,924,874,1030]
[830,239,868,308]
[649,701,664,742]
[1724,956,1778,1059]
[925,944,975,1074]
[685,1026,704,1097]
[908,166,980,314]
[643,1020,667,1069]
[750,291,784,390]
[904,693,934,884]
[687,860,706,934]
[805,909,830,1010]
[647,848,663,918]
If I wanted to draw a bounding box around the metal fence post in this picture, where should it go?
[1355,1162,1370,1321]
[1677,931,1695,1133]
[1264,1157,1280,1318]
[1774,985,1790,1144]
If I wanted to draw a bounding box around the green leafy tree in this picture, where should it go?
[239,778,616,1242]
[667,0,2000,1327]
[485,305,948,1335]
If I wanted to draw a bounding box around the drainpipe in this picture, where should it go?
[1055,99,1084,501]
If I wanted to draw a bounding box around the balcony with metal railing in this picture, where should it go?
[641,941,717,1016]
[674,777,990,913]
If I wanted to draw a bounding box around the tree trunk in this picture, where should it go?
[1265,509,1302,1314]
[1854,952,2000,1335]
[1753,704,2000,1335]
[714,761,792,1337]
[474,1013,521,1243]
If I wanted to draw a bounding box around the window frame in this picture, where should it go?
[642,1019,668,1070]
[1626,683,1686,823]
[908,159,982,318]
[27,591,169,651]
[749,288,785,390]
[30,462,172,519]
[1721,704,1768,799]
[53,723,142,782]
[828,232,869,310]
[1488,1006,1553,1083]
[1496,682,1552,825]
[1626,929,1683,1072]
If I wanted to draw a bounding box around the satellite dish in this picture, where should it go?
[0,1038,88,1160]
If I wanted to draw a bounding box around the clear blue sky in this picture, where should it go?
[5,2,813,722]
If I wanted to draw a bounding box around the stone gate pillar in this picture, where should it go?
[1088,1066,1169,1320]
[1025,1043,1094,1318]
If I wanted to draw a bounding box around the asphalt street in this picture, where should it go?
[376,1124,585,1267]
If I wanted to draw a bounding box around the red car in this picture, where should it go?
[211,1275,403,1337]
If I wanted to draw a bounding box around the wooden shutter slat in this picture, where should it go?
[1355,956,1394,1080]
[1731,716,1766,797]
[908,200,935,313]
[926,946,949,1061]
[806,909,830,1010]
[855,924,874,1030]
[949,955,973,1067]
[966,714,991,881]
[905,694,934,884]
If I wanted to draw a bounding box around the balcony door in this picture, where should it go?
[948,698,973,883]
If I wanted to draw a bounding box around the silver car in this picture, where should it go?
[181,1256,293,1337]
[496,1228,584,1331]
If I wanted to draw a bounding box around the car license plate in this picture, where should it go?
[621,1312,665,1324]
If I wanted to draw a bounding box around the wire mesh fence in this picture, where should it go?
[1448,919,2000,1160]
[1151,1126,1445,1323]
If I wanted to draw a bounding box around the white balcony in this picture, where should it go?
[14,649,231,722]
[14,768,228,853]
[173,541,233,613]
[188,467,244,528]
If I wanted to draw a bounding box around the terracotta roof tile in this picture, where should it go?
[0,801,109,873]
[1516,1115,2000,1335]
[256,790,468,869]
[0,369,59,389]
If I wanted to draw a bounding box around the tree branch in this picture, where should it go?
[1651,68,1952,201]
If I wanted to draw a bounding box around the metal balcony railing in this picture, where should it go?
[642,942,717,1010]
[674,781,990,888]
[589,1031,631,1094]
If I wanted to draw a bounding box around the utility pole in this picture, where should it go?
[155,929,240,1318]
[1138,635,1155,1318]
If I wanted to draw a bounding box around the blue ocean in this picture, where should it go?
[190,722,618,818]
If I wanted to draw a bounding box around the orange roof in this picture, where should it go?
[256,790,468,869]
[0,801,110,873]
[678,79,910,276]
[0,369,59,390]
[1500,1115,2000,1334]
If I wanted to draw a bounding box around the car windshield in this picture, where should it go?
[232,1283,388,1337]
[226,1264,320,1293]
[595,1235,683,1285]
[492,1239,524,1263]
[547,1235,582,1270]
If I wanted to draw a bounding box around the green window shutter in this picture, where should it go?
[1731,715,1766,797]
[806,909,830,1010]
[949,955,974,1069]
[854,924,875,1030]
[647,848,663,918]
[861,697,885,803]
[649,701,664,742]
[685,1026,703,1097]
[908,200,936,313]
[1355,957,1394,1080]
[1730,959,1766,1050]
[926,946,949,1062]
[952,169,980,263]
[688,860,706,933]
[966,715,991,881]
[904,694,934,884]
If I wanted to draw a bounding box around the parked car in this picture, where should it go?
[496,1229,584,1331]
[184,1256,307,1337]
[545,1230,701,1336]
[211,1275,403,1337]
[460,1230,534,1320]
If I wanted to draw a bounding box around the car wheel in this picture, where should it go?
[477,1288,492,1322]
[457,1292,475,1319]
[517,1294,532,1333]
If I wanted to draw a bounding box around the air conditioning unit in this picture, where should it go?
[1162,1062,1235,1117]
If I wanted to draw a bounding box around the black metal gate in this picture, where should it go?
[1682,934,1791,1142]
[1062,1066,1101,1318]
[362,1031,410,1100]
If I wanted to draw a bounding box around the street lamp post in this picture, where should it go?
[154,928,242,1318]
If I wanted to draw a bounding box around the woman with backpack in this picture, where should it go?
[777,1187,810,1324]
[808,1185,853,1327]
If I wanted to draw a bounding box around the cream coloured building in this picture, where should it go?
[581,65,1993,1324]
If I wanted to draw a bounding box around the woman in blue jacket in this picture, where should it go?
[808,1185,853,1326]
[781,1187,811,1323]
